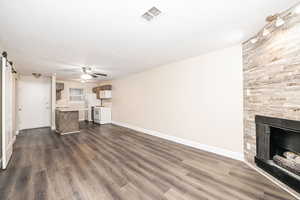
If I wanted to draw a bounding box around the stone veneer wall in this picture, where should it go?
[243,14,300,163]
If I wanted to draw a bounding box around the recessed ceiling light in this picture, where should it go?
[275,17,285,27]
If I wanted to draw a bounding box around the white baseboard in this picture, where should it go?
[2,140,14,169]
[245,162,300,200]
[111,121,244,161]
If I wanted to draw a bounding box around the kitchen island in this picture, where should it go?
[55,108,82,135]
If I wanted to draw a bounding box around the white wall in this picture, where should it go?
[111,45,244,156]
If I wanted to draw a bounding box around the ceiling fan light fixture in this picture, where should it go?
[81,74,92,80]
[32,73,42,78]
[86,67,93,73]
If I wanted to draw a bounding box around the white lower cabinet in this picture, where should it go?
[94,107,111,124]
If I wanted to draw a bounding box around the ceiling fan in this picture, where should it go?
[81,67,107,80]
[60,66,108,80]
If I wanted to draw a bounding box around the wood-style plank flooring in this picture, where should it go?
[0,123,297,200]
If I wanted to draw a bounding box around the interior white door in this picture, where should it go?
[18,76,51,130]
[1,57,13,169]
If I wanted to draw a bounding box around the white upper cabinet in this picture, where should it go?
[93,85,112,99]
[99,90,112,99]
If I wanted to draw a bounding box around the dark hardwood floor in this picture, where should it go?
[0,124,297,200]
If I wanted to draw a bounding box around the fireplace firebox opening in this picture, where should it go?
[255,115,300,194]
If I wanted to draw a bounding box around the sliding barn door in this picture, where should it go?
[1,56,14,169]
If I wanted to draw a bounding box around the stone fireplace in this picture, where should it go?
[255,115,300,193]
[243,4,300,196]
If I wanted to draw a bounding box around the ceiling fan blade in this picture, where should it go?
[90,74,98,78]
[93,73,107,77]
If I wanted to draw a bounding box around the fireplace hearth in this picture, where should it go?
[255,115,300,194]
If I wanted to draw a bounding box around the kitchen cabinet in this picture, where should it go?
[94,107,111,124]
[56,82,64,100]
[93,85,112,99]
[99,90,112,99]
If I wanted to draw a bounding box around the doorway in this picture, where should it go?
[17,75,51,130]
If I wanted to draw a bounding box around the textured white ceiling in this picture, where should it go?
[0,0,298,80]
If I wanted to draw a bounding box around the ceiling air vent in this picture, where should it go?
[141,7,161,21]
[142,12,154,21]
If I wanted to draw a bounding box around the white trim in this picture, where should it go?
[245,162,300,200]
[1,56,6,169]
[111,121,244,161]
[51,75,56,131]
